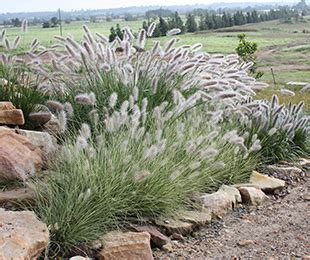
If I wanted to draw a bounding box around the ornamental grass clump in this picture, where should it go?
[33,93,258,256]
[236,95,309,163]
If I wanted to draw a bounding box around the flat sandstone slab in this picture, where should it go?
[0,210,49,259]
[0,109,25,125]
[0,102,16,111]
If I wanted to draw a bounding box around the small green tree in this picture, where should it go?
[115,24,123,40]
[50,17,59,27]
[109,26,116,42]
[236,34,263,79]
[142,21,148,31]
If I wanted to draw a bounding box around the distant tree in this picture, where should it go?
[50,17,59,27]
[42,21,51,28]
[246,12,253,23]
[106,17,112,22]
[145,8,173,19]
[168,12,185,33]
[301,9,307,16]
[90,16,97,23]
[233,11,246,25]
[124,14,138,21]
[159,17,169,36]
[11,18,21,27]
[198,15,207,31]
[294,0,308,11]
[251,10,259,23]
[186,14,198,32]
[142,21,148,31]
[109,26,116,42]
[115,24,123,40]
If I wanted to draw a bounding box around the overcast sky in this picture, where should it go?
[1,0,290,13]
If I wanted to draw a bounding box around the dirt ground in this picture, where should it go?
[154,171,310,259]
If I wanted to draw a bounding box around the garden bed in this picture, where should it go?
[0,23,309,258]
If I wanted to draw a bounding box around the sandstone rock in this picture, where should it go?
[170,233,185,241]
[267,165,302,176]
[162,243,173,252]
[298,158,310,170]
[0,211,49,259]
[156,219,193,236]
[200,190,233,217]
[238,187,268,205]
[0,102,15,111]
[0,128,42,180]
[302,194,310,201]
[15,129,58,167]
[98,231,153,260]
[178,210,212,227]
[131,225,170,248]
[0,109,24,125]
[0,187,35,206]
[250,171,285,193]
[219,185,242,207]
[237,239,254,247]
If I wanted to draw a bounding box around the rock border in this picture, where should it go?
[1,159,309,259]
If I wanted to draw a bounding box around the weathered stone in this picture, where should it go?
[250,171,285,193]
[162,243,173,252]
[237,239,254,246]
[302,194,310,201]
[298,158,310,170]
[0,102,15,111]
[98,231,153,260]
[0,187,35,206]
[131,225,170,248]
[0,109,25,125]
[178,210,212,227]
[267,165,302,176]
[170,233,185,241]
[200,190,233,218]
[219,185,242,207]
[15,129,58,167]
[156,219,194,236]
[29,112,52,125]
[238,187,268,205]
[0,211,49,259]
[0,128,42,180]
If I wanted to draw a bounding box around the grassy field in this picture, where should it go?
[2,17,310,111]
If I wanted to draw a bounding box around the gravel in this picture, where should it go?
[154,167,310,259]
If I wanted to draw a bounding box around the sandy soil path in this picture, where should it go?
[154,171,310,259]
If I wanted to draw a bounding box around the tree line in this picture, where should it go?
[138,7,308,38]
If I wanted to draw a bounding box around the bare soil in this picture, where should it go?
[154,172,310,259]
